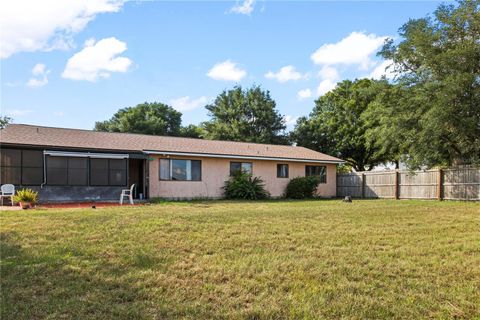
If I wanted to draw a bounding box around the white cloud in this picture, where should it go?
[230,0,255,15]
[284,115,298,126]
[0,0,124,59]
[207,60,246,81]
[6,109,33,117]
[265,65,304,83]
[317,79,337,96]
[32,63,46,76]
[311,31,388,70]
[318,66,339,81]
[370,59,395,80]
[316,66,340,96]
[26,78,48,88]
[53,111,65,117]
[297,88,312,100]
[4,81,22,87]
[170,96,208,112]
[27,63,50,87]
[62,37,132,81]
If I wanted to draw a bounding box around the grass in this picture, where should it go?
[1,200,479,319]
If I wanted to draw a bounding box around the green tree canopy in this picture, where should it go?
[179,124,205,139]
[377,0,480,168]
[291,79,396,171]
[95,102,183,136]
[203,85,288,144]
[0,116,12,129]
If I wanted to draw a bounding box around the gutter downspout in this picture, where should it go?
[40,150,47,188]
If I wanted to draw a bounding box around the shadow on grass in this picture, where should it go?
[0,231,151,320]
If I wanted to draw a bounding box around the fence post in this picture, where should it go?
[437,168,443,201]
[361,173,366,199]
[394,170,399,200]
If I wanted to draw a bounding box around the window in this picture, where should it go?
[159,159,201,181]
[159,159,170,180]
[277,164,289,178]
[90,158,127,186]
[230,162,252,176]
[305,165,327,183]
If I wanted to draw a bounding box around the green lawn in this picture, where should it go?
[1,200,479,319]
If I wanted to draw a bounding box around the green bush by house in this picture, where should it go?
[223,172,269,200]
[285,176,320,199]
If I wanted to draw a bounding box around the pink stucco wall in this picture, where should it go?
[148,155,337,199]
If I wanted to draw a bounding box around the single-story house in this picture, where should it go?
[0,124,343,202]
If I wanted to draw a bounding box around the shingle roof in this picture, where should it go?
[0,124,343,163]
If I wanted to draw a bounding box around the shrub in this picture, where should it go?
[13,188,39,204]
[285,176,320,199]
[223,172,269,200]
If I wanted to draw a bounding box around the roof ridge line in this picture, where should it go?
[7,123,300,149]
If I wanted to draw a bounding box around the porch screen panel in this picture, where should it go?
[90,158,109,186]
[108,159,127,186]
[67,158,88,186]
[90,158,126,186]
[47,156,68,185]
[0,149,21,184]
[21,150,43,185]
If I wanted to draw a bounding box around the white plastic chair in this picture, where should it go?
[120,184,135,205]
[0,184,15,206]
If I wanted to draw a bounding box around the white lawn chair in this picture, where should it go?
[120,184,135,205]
[1,184,15,206]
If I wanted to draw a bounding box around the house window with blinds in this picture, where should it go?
[159,159,201,181]
[277,164,289,178]
[230,162,253,176]
[305,165,327,183]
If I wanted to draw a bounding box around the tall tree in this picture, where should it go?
[292,79,395,171]
[179,124,205,139]
[95,102,182,136]
[203,85,288,144]
[0,116,12,129]
[377,0,480,168]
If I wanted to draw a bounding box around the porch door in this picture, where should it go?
[128,159,144,199]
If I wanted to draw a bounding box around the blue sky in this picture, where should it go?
[1,0,445,130]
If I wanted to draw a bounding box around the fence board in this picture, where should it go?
[399,170,438,199]
[364,172,395,198]
[337,167,480,201]
[443,168,480,200]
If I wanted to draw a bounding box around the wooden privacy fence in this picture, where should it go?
[337,167,480,201]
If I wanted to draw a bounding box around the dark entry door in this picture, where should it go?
[128,159,144,199]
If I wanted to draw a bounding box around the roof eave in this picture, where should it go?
[143,150,344,164]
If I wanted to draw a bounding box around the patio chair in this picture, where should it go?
[0,184,15,206]
[120,184,135,205]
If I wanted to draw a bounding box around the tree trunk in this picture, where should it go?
[355,164,366,172]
